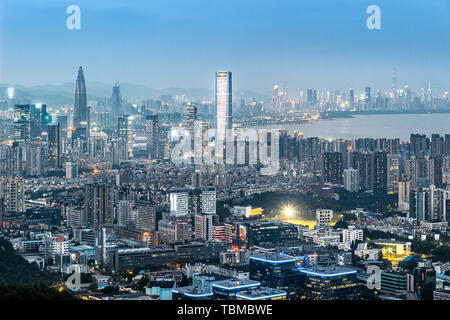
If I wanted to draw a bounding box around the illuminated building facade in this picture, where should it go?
[249,254,302,299]
[14,104,31,144]
[298,266,360,300]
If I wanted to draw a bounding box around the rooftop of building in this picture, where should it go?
[249,252,297,264]
[211,279,260,290]
[235,287,287,300]
[298,265,357,277]
[172,286,213,297]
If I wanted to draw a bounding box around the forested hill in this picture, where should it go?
[0,238,77,300]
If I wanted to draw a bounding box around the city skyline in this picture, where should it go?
[1,0,450,305]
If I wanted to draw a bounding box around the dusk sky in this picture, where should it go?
[1,0,450,94]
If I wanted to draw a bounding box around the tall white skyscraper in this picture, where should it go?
[215,71,232,143]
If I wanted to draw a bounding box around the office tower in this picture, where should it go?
[118,114,132,161]
[29,104,41,138]
[431,134,445,156]
[192,171,202,188]
[110,83,122,121]
[14,104,31,144]
[343,169,360,192]
[299,266,360,300]
[245,221,298,247]
[316,209,333,227]
[146,115,159,160]
[84,183,114,228]
[215,71,232,143]
[47,122,61,167]
[29,104,50,138]
[371,152,387,193]
[249,254,301,299]
[136,201,156,232]
[322,152,343,184]
[65,161,79,179]
[0,177,24,212]
[73,66,88,128]
[387,154,401,194]
[185,104,198,135]
[39,104,51,133]
[194,213,213,241]
[398,179,411,212]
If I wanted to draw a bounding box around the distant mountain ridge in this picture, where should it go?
[0,82,266,107]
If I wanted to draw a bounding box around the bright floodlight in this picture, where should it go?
[283,205,294,217]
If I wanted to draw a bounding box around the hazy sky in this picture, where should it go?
[1,0,450,94]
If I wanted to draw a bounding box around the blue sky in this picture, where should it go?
[1,0,450,94]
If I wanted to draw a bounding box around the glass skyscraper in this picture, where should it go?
[215,71,232,143]
[73,66,88,128]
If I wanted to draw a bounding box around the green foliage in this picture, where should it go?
[333,220,349,229]
[360,286,379,300]
[398,257,419,272]
[432,244,450,262]
[218,190,397,222]
[0,239,59,286]
[0,284,77,300]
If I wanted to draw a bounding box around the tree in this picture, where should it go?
[333,220,348,229]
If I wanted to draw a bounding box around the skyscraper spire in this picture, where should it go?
[73,66,87,128]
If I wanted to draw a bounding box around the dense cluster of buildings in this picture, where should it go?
[0,67,449,301]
